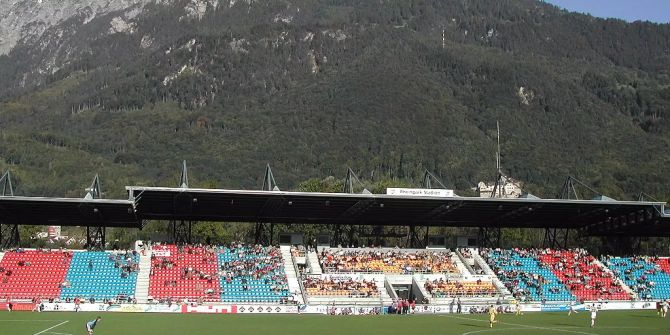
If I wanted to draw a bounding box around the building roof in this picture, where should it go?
[0,196,139,228]
[126,186,670,236]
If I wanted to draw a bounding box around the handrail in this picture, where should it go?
[291,254,308,305]
[455,249,476,275]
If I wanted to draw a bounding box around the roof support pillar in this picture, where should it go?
[0,223,19,249]
[86,225,106,251]
[172,220,192,244]
[254,222,274,245]
[542,228,571,249]
[0,170,19,248]
[406,225,430,248]
[477,226,501,248]
[170,162,194,244]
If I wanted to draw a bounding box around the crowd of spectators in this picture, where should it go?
[303,277,379,297]
[290,245,307,258]
[602,255,662,300]
[149,243,221,300]
[458,248,473,259]
[319,248,458,274]
[218,243,289,295]
[541,249,628,300]
[107,250,139,278]
[424,278,497,298]
[481,248,562,302]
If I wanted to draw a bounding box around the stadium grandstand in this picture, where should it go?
[1,165,670,317]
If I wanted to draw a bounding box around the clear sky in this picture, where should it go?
[543,0,670,23]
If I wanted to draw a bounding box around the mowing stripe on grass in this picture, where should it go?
[33,320,69,335]
[442,314,597,335]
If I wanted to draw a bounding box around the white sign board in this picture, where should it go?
[386,188,454,197]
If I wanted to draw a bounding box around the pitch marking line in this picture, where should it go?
[33,320,69,335]
[0,320,63,322]
[462,327,533,335]
[442,314,597,335]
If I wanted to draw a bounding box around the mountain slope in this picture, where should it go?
[0,0,669,199]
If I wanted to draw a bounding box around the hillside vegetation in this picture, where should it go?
[0,1,668,202]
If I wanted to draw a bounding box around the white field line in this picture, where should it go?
[33,320,69,335]
[0,320,63,322]
[462,327,531,335]
[442,314,598,335]
[461,326,656,335]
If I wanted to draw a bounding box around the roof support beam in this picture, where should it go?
[336,199,376,222]
[417,201,464,222]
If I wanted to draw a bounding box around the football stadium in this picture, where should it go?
[1,167,670,335]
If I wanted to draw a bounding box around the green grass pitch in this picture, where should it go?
[1,310,668,335]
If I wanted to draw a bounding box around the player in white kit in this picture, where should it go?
[589,304,598,328]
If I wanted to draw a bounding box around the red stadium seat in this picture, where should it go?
[148,245,220,302]
[540,250,630,301]
[0,250,72,300]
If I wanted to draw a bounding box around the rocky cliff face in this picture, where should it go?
[0,0,155,55]
[0,0,222,87]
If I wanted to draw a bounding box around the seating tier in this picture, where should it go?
[424,279,497,298]
[539,250,629,301]
[218,246,290,303]
[61,251,139,300]
[303,276,380,298]
[483,249,574,301]
[148,245,220,302]
[605,257,670,299]
[319,249,459,274]
[0,250,71,299]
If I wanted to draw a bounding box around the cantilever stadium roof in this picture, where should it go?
[126,186,670,236]
[0,196,139,228]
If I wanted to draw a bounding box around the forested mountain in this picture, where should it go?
[0,0,669,203]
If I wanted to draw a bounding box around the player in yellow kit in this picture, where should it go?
[515,301,523,316]
[489,305,498,328]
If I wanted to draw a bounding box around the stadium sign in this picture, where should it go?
[386,188,454,197]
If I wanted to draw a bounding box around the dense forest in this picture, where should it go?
[0,0,669,252]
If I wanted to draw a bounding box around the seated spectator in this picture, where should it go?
[319,248,458,274]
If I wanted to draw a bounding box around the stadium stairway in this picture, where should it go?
[0,252,4,263]
[380,278,395,304]
[280,246,305,304]
[593,258,636,298]
[134,251,152,303]
[306,249,322,275]
[538,250,629,301]
[451,253,471,275]
[473,251,512,297]
[412,275,434,302]
[455,249,476,275]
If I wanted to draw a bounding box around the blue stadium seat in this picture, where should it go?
[606,257,670,300]
[217,247,290,303]
[61,251,139,300]
[486,250,575,302]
